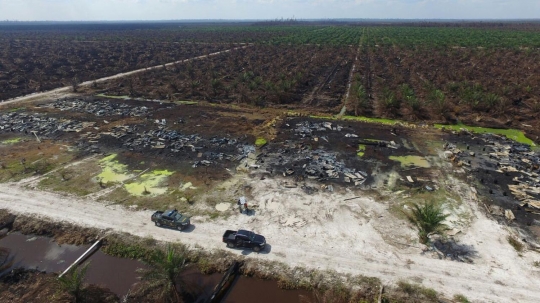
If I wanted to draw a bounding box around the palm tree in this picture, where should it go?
[57,262,90,303]
[355,84,369,115]
[211,78,222,98]
[405,202,449,244]
[140,245,187,303]
[429,89,447,114]
[190,80,200,97]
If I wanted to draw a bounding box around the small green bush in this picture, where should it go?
[454,294,471,303]
[396,281,438,301]
[507,236,524,252]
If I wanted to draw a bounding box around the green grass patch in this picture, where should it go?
[395,280,438,301]
[310,115,337,120]
[357,144,365,157]
[97,154,132,184]
[435,123,535,146]
[1,138,22,145]
[309,115,536,147]
[389,155,431,168]
[36,158,104,196]
[174,100,198,105]
[100,185,196,212]
[38,174,94,196]
[98,155,177,197]
[342,115,404,125]
[255,137,267,147]
[286,111,302,116]
[95,94,130,100]
[102,235,156,262]
[125,170,174,196]
[454,294,471,303]
[311,114,410,126]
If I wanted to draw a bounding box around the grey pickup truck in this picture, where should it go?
[151,209,191,231]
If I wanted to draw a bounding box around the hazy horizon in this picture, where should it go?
[0,0,539,21]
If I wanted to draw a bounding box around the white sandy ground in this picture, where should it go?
[1,171,540,303]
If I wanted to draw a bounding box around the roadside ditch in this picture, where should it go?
[0,210,446,303]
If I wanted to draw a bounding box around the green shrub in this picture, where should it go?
[507,236,524,252]
[454,294,471,303]
[404,201,449,244]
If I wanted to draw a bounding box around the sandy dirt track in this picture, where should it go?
[0,45,249,107]
[1,176,540,303]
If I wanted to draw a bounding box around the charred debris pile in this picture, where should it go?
[0,98,255,166]
[248,120,402,190]
[1,100,399,191]
[107,124,255,167]
[0,112,83,136]
[444,131,540,220]
[50,99,150,117]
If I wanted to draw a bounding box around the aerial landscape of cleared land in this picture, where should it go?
[0,21,540,303]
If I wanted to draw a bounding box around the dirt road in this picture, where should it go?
[0,45,250,107]
[1,176,539,302]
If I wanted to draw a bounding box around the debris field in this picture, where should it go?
[442,129,540,240]
[1,96,540,243]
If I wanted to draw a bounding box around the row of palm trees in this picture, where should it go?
[361,35,539,121]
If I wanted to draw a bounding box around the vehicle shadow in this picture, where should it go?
[238,209,257,216]
[241,244,271,255]
[182,224,196,233]
[226,244,271,255]
[260,244,272,254]
[156,224,196,233]
[431,238,478,263]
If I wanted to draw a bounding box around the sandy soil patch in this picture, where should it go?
[215,202,231,212]
[1,169,540,302]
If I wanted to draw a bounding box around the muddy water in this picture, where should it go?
[180,267,311,303]
[0,233,310,302]
[0,232,144,296]
[223,276,310,303]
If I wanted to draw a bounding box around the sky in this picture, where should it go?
[0,0,538,21]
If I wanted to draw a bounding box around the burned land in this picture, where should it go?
[76,24,540,140]
[98,44,354,110]
[0,40,228,101]
[1,22,540,303]
[1,96,539,243]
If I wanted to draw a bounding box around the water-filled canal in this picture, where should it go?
[0,232,310,302]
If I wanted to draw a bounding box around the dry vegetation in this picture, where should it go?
[101,44,354,110]
[0,40,227,100]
